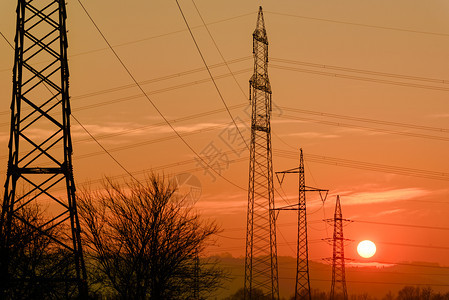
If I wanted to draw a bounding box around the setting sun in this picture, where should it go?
[357,240,377,258]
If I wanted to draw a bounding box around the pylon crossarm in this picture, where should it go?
[275,167,299,174]
[304,186,328,192]
[324,218,352,224]
[275,172,285,185]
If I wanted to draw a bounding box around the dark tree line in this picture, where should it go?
[224,287,449,300]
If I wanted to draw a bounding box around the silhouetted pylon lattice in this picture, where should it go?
[193,250,200,299]
[327,196,350,300]
[0,0,87,297]
[275,149,328,300]
[244,6,279,300]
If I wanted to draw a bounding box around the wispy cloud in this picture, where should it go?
[372,208,404,217]
[347,261,395,268]
[71,121,229,140]
[285,132,339,139]
[272,119,307,125]
[195,192,247,215]
[336,188,430,206]
[427,113,449,119]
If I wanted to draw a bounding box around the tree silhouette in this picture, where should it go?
[1,203,78,299]
[77,174,225,299]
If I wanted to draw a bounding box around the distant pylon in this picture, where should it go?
[244,6,279,299]
[193,250,200,299]
[328,196,349,300]
[0,0,87,297]
[296,149,310,300]
[275,149,328,300]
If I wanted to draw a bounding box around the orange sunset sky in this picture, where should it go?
[1,0,449,292]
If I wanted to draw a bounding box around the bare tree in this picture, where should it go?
[77,174,225,299]
[1,203,78,299]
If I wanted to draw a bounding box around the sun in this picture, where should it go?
[357,240,376,258]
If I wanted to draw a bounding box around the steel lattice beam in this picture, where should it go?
[296,149,311,300]
[0,0,87,297]
[274,149,328,300]
[244,6,279,300]
[330,196,349,300]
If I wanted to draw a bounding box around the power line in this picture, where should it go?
[271,64,449,92]
[95,11,255,51]
[3,54,448,131]
[377,241,449,251]
[219,262,449,278]
[72,104,246,144]
[73,123,228,160]
[278,105,449,134]
[4,139,445,185]
[270,230,449,252]
[70,57,251,103]
[0,113,247,163]
[348,259,449,270]
[175,0,248,149]
[186,1,292,209]
[0,59,252,117]
[272,57,449,85]
[191,0,249,99]
[212,232,449,257]
[229,273,449,287]
[4,14,447,183]
[1,24,141,185]
[0,31,13,48]
[279,114,449,142]
[0,12,254,74]
[0,67,252,126]
[0,122,242,170]
[274,149,449,181]
[71,114,142,184]
[353,220,449,231]
[76,0,246,191]
[2,53,447,117]
[1,71,448,144]
[265,11,449,38]
[6,138,446,186]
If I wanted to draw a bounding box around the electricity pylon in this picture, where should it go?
[275,149,328,300]
[244,6,279,299]
[0,0,87,297]
[325,196,350,300]
[193,250,200,299]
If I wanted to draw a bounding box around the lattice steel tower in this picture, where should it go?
[329,196,349,300]
[296,149,311,300]
[275,149,327,300]
[0,0,87,297]
[244,6,279,299]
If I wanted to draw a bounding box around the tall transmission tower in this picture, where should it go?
[327,196,350,300]
[244,6,279,299]
[0,0,87,297]
[275,149,328,300]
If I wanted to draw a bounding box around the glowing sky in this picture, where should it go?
[0,0,448,279]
